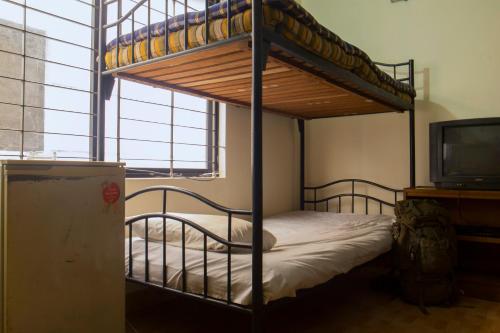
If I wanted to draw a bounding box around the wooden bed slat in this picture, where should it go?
[114,37,411,119]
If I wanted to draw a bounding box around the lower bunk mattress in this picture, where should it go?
[105,0,416,103]
[126,210,393,305]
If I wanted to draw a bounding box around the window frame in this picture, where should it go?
[123,100,220,179]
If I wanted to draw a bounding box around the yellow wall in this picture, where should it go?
[301,0,500,189]
[125,105,299,217]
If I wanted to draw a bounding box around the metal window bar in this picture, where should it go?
[76,0,96,8]
[118,96,216,115]
[0,22,96,52]
[0,74,96,95]
[120,117,216,132]
[0,127,94,139]
[20,2,27,159]
[3,0,97,29]
[119,158,217,165]
[0,49,93,73]
[0,101,95,117]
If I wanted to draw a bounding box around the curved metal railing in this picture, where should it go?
[126,185,251,307]
[304,179,403,214]
[374,60,413,83]
[126,185,252,216]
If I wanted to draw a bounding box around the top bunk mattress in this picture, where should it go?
[105,0,416,104]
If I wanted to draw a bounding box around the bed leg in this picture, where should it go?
[251,0,265,332]
[102,75,115,100]
[298,119,305,210]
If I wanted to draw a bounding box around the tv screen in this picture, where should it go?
[443,124,500,177]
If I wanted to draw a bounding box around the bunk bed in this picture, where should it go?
[96,1,416,332]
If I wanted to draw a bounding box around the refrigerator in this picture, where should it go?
[0,161,125,333]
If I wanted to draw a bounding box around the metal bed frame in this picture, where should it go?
[124,179,403,327]
[95,1,416,332]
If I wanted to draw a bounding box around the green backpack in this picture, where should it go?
[393,199,458,312]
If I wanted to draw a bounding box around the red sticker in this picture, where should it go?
[103,182,121,204]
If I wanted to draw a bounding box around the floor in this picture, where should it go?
[125,270,500,333]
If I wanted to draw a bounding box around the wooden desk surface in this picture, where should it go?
[404,187,500,200]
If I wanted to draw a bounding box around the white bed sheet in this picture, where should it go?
[126,211,393,305]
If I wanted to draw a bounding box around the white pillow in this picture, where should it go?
[130,213,277,252]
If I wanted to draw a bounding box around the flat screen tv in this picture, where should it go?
[430,118,500,190]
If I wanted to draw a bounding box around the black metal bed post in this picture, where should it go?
[409,59,416,188]
[251,0,264,332]
[96,0,107,161]
[298,119,305,210]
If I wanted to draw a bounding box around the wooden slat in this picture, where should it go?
[125,40,249,75]
[146,52,251,79]
[167,63,282,85]
[115,37,410,119]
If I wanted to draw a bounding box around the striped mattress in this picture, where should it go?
[105,0,416,103]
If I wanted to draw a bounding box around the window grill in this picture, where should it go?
[0,0,221,177]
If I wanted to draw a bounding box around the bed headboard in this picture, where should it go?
[304,179,403,215]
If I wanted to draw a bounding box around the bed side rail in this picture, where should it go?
[126,185,252,216]
[373,60,414,84]
[304,179,403,214]
[99,0,230,71]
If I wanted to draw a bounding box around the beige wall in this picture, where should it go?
[126,105,300,217]
[301,0,500,189]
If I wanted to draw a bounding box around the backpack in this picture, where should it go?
[393,199,458,312]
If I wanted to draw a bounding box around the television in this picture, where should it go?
[430,118,500,190]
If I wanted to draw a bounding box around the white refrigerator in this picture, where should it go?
[0,161,125,333]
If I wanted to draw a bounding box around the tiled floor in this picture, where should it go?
[126,272,500,333]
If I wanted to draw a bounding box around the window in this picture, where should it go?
[105,79,220,177]
[0,0,96,160]
[0,0,222,177]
